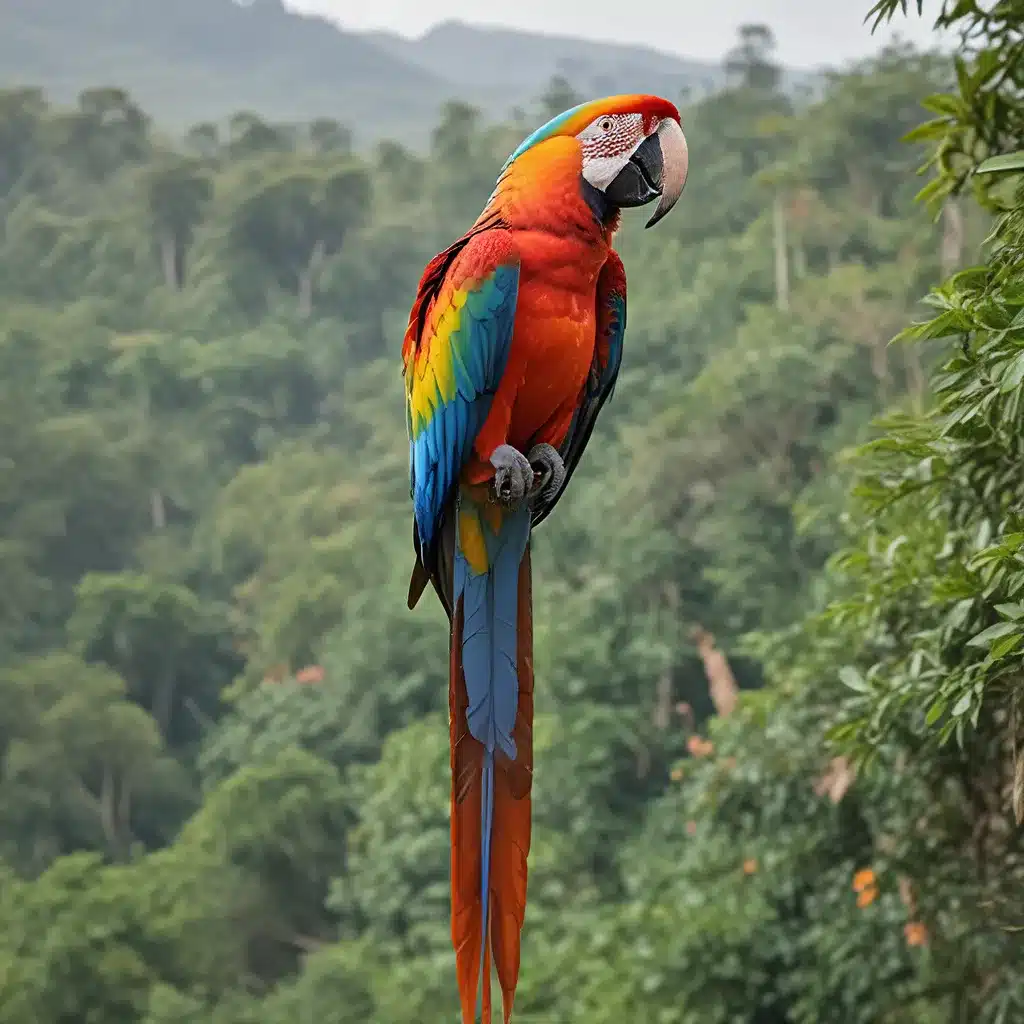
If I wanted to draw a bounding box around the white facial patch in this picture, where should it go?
[582,155,627,190]
[576,112,647,192]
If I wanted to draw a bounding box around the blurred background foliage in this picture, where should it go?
[0,1,1022,1020]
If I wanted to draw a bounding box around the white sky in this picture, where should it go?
[287,0,950,69]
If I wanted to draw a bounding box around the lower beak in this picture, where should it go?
[601,118,689,228]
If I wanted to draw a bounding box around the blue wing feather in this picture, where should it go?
[406,241,520,558]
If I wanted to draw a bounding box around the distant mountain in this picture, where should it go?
[366,20,727,107]
[0,0,454,141]
[0,0,761,144]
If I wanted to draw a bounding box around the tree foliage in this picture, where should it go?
[1,14,1020,1022]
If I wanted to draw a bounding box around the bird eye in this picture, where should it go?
[600,118,613,132]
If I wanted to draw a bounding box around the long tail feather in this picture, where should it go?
[490,547,533,1023]
[449,498,532,1024]
[450,599,486,1021]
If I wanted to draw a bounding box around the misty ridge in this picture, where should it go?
[0,0,820,143]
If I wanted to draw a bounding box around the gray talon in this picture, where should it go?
[527,443,566,508]
[490,444,534,507]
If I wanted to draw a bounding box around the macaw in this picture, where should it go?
[401,94,689,1023]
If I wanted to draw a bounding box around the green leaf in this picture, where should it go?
[921,93,963,117]
[948,266,990,291]
[973,45,1001,86]
[946,598,975,630]
[914,175,954,209]
[976,151,1024,175]
[884,536,907,565]
[925,701,947,726]
[889,309,967,345]
[901,117,951,144]
[838,666,869,693]
[952,692,973,717]
[990,633,1022,659]
[999,350,1024,392]
[948,0,978,21]
[966,621,1020,647]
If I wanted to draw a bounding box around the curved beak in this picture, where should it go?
[645,117,688,228]
[600,117,689,228]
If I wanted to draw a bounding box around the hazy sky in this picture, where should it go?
[287,0,948,69]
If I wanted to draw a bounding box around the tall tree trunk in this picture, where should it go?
[793,242,807,280]
[653,582,680,732]
[100,766,131,860]
[640,584,681,778]
[847,162,880,217]
[857,291,891,405]
[941,198,965,277]
[118,776,133,853]
[904,346,926,412]
[100,765,117,850]
[298,239,326,319]
[773,193,790,312]
[150,489,166,530]
[153,670,176,737]
[297,269,313,320]
[871,338,890,405]
[159,232,179,290]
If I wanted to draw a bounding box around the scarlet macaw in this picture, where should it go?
[402,94,689,1023]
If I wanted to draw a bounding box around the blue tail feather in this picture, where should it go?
[453,495,530,1020]
[478,752,495,1016]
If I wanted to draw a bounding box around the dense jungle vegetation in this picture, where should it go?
[1,2,1023,1021]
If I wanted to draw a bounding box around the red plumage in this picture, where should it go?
[405,99,661,1024]
[412,140,617,1022]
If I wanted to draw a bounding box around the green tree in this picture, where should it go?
[725,24,782,93]
[222,162,370,317]
[141,157,213,289]
[539,75,582,120]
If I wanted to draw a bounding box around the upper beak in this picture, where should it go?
[644,117,688,228]
[600,118,689,228]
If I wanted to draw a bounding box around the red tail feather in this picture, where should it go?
[450,600,485,1021]
[449,548,534,1024]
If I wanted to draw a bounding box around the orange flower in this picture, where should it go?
[904,921,928,947]
[295,665,325,684]
[686,820,697,836]
[687,735,714,758]
[743,858,758,875]
[856,886,878,908]
[852,868,876,893]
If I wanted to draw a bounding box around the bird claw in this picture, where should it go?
[490,444,535,508]
[527,443,565,508]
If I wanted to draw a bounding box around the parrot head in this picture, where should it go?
[502,94,688,228]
